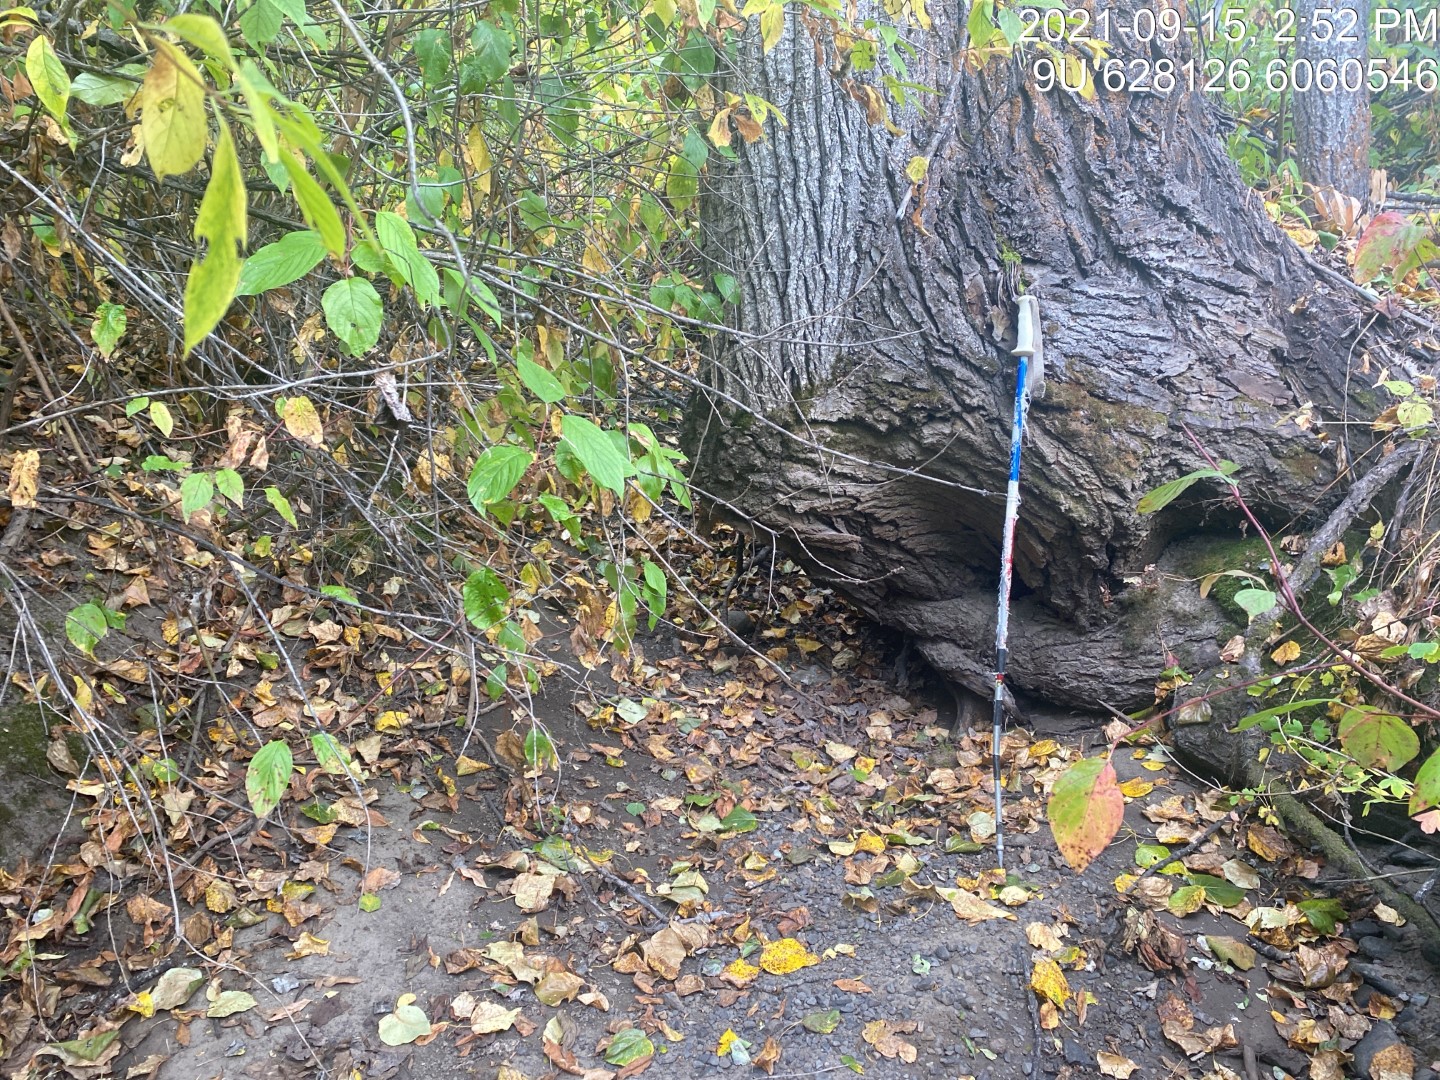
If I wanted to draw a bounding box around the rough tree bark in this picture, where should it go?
[687,0,1386,712]
[1293,0,1371,201]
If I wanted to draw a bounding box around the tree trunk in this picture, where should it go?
[1293,0,1371,201]
[688,1,1381,710]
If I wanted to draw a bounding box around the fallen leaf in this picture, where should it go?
[1205,936,1256,971]
[205,989,257,1018]
[1098,1051,1140,1078]
[378,996,433,1044]
[1030,957,1071,1008]
[468,1001,522,1034]
[757,937,819,975]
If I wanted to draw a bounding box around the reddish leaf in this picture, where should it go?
[1354,212,1433,284]
[1048,757,1123,872]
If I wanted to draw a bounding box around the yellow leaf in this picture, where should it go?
[287,932,330,959]
[759,1,783,51]
[204,879,237,913]
[1270,640,1301,664]
[723,957,759,984]
[1030,957,1071,1007]
[905,155,928,183]
[716,1028,740,1056]
[1118,777,1153,799]
[6,449,39,508]
[708,107,733,148]
[140,40,208,180]
[375,710,409,732]
[281,394,324,447]
[463,125,492,197]
[127,990,156,1018]
[757,937,819,975]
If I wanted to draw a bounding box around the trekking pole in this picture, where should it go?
[992,294,1045,870]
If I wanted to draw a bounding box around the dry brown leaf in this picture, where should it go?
[1097,1052,1140,1078]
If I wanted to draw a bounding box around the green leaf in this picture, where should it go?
[1397,399,1434,430]
[469,21,512,84]
[516,354,566,404]
[1410,749,1440,814]
[311,733,355,775]
[467,446,533,512]
[967,0,996,49]
[1136,462,1239,514]
[1297,897,1347,935]
[214,468,243,507]
[560,415,633,495]
[205,989,256,1018]
[1337,707,1419,771]
[66,602,110,655]
[279,149,345,256]
[49,1029,121,1063]
[162,13,233,64]
[26,35,71,137]
[152,757,180,783]
[184,117,247,355]
[1232,588,1277,622]
[375,211,440,308]
[179,471,213,520]
[1186,873,1245,907]
[71,68,143,107]
[235,59,280,162]
[126,397,150,417]
[719,805,758,833]
[1047,756,1123,872]
[140,41,207,180]
[378,1002,431,1046]
[358,892,382,912]
[412,29,451,86]
[802,1008,842,1033]
[537,493,582,542]
[603,1027,654,1066]
[245,740,292,818]
[524,728,558,769]
[462,567,509,629]
[90,303,127,358]
[149,400,174,437]
[665,153,700,213]
[235,230,328,295]
[1234,698,1335,731]
[1134,842,1170,868]
[322,278,383,356]
[265,485,298,526]
[142,455,187,472]
[320,584,359,605]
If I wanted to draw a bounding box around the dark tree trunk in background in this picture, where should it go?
[687,0,1379,712]
[1294,0,1371,201]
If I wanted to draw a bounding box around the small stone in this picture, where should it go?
[1359,935,1394,960]
[1351,1020,1407,1079]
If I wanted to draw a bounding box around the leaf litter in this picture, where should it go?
[0,527,1435,1079]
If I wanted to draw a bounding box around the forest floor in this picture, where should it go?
[1,557,1438,1080]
